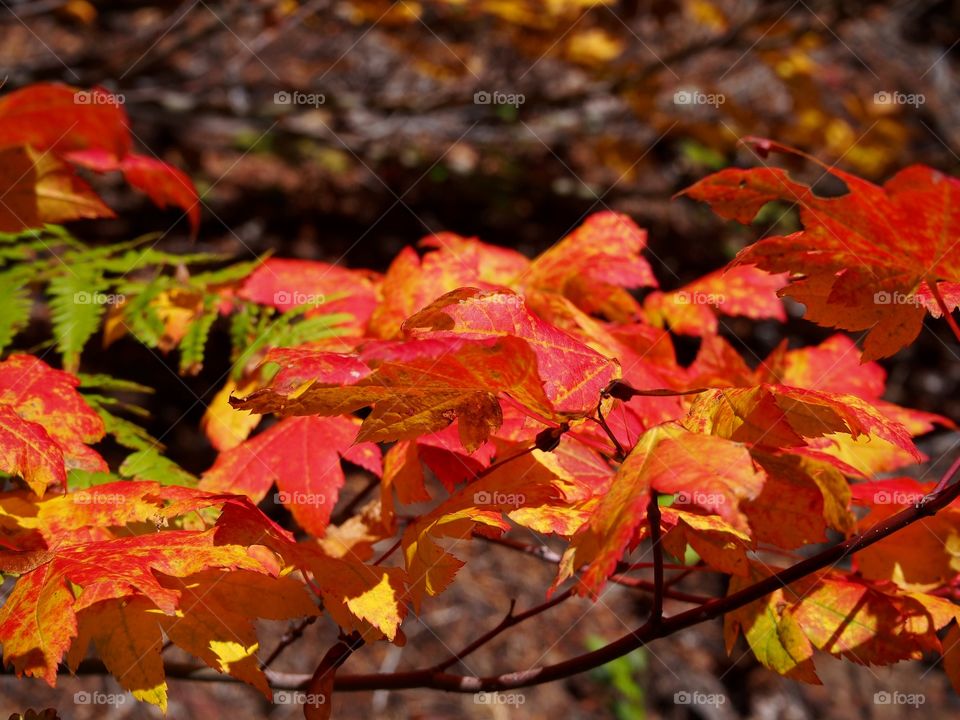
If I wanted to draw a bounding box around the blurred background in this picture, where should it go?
[2,0,960,718]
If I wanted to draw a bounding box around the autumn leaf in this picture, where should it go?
[210,501,408,642]
[200,415,382,536]
[725,570,820,683]
[850,477,960,586]
[0,147,114,232]
[682,384,917,458]
[643,265,787,335]
[0,355,106,493]
[727,566,958,680]
[660,508,752,577]
[240,257,381,333]
[369,233,527,338]
[0,83,129,158]
[402,288,619,415]
[558,424,763,596]
[67,597,168,709]
[202,378,263,451]
[680,138,960,359]
[231,336,554,451]
[0,83,199,232]
[116,154,200,234]
[0,406,66,495]
[0,530,269,685]
[402,444,562,609]
[157,571,320,694]
[0,482,323,696]
[524,211,657,321]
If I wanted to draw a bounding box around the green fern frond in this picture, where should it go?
[179,297,218,375]
[117,279,168,348]
[0,269,33,354]
[48,266,109,372]
[77,373,155,394]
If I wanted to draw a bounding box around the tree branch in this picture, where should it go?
[61,456,960,693]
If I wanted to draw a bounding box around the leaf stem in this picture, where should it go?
[646,491,664,624]
[929,280,960,345]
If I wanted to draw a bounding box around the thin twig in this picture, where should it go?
[646,491,664,624]
[430,590,574,672]
[260,617,318,670]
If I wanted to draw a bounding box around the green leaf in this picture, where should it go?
[178,298,218,375]
[68,469,122,490]
[118,280,167,348]
[0,269,33,353]
[48,266,109,371]
[77,373,155,394]
[119,449,197,486]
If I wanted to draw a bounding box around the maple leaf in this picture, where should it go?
[684,333,938,478]
[0,83,130,158]
[680,138,960,360]
[402,288,619,415]
[0,355,106,494]
[507,435,615,537]
[201,378,263,451]
[558,424,763,596]
[943,623,960,695]
[401,448,562,609]
[114,154,200,233]
[231,336,554,452]
[682,384,917,457]
[523,211,657,321]
[211,501,408,642]
[527,292,687,436]
[0,530,270,685]
[661,508,753,576]
[0,406,66,495]
[763,333,951,437]
[200,415,382,536]
[64,571,321,710]
[643,265,787,335]
[727,565,958,681]
[0,83,200,232]
[239,258,381,333]
[746,451,854,548]
[0,481,327,696]
[369,233,527,338]
[850,477,960,586]
[724,571,821,683]
[0,147,113,232]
